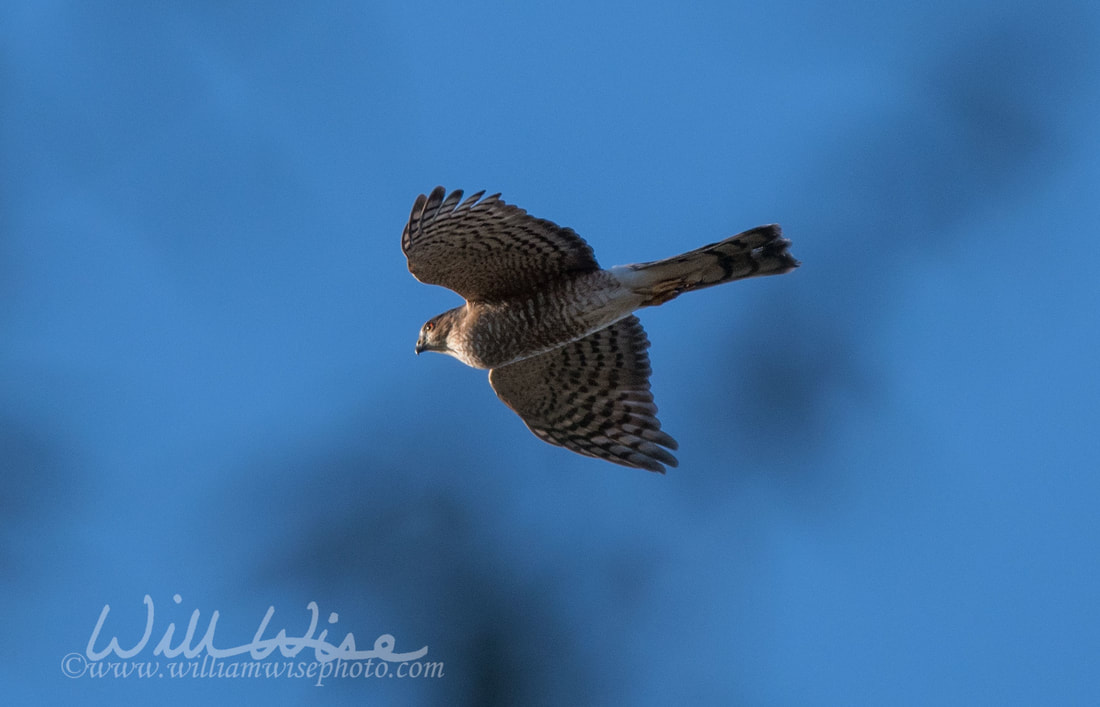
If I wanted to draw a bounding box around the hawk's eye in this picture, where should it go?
[424,322,434,333]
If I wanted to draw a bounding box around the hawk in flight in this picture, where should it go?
[402,187,798,473]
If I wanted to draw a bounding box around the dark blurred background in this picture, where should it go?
[3,1,1099,704]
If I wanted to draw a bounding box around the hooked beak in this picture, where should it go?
[415,341,424,355]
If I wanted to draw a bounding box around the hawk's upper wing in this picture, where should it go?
[488,316,678,473]
[402,187,600,302]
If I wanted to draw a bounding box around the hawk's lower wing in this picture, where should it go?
[488,316,678,473]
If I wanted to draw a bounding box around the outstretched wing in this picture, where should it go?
[401,187,600,302]
[488,316,678,473]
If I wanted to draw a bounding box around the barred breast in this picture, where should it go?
[463,270,640,369]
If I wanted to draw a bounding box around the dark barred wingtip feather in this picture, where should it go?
[629,455,667,474]
[458,190,485,210]
[439,188,464,213]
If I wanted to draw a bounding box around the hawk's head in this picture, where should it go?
[415,309,459,357]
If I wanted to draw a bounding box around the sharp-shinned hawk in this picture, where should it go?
[402,187,799,473]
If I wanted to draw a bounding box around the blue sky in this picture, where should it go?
[4,1,1099,705]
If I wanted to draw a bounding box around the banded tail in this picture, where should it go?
[615,225,799,307]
